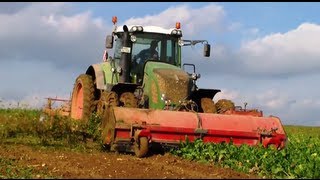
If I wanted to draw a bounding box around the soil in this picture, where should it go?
[0,142,259,179]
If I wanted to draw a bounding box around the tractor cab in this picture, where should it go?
[107,23,183,84]
[116,28,181,66]
[105,16,210,85]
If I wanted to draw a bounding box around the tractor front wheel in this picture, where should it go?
[70,74,95,122]
[215,99,235,114]
[201,97,217,113]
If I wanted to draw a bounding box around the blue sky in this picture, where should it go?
[0,2,320,126]
[74,2,320,45]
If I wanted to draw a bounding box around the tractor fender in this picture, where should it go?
[190,88,221,100]
[86,63,106,90]
[188,88,221,110]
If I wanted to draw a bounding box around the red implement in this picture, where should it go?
[105,107,287,154]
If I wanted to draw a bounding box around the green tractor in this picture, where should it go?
[68,17,287,157]
[70,17,222,122]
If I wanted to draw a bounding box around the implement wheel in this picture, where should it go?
[70,74,95,122]
[134,137,148,158]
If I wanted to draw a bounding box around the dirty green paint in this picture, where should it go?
[116,119,125,123]
[94,39,182,109]
[101,59,120,85]
[143,61,182,110]
[177,45,181,67]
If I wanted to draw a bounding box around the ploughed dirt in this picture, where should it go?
[0,143,259,179]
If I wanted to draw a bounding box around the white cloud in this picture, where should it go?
[41,11,104,35]
[123,3,226,36]
[0,2,109,69]
[193,22,320,79]
[248,28,259,35]
[0,60,75,104]
[0,2,31,14]
[238,23,320,76]
[0,2,111,108]
[254,89,287,109]
[238,89,320,126]
[227,22,243,32]
[211,87,320,126]
[213,89,239,103]
[241,27,260,39]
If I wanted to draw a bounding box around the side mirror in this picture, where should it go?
[105,35,114,49]
[204,44,210,57]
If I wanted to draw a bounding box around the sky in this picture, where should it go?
[0,2,320,126]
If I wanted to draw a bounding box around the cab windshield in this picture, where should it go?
[114,33,180,66]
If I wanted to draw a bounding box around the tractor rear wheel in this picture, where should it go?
[70,74,95,122]
[134,137,149,158]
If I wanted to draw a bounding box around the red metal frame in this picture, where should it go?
[223,109,263,117]
[109,107,287,151]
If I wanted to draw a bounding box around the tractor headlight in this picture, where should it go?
[116,67,122,74]
[130,26,143,32]
[191,73,201,80]
[191,73,197,80]
[171,30,182,36]
[161,94,166,101]
[171,30,177,35]
[130,35,137,42]
[178,39,184,46]
[161,93,171,106]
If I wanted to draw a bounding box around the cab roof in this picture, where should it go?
[115,25,179,35]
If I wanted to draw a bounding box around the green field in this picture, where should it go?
[171,125,320,178]
[0,108,319,179]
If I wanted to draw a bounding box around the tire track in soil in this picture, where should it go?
[0,143,259,179]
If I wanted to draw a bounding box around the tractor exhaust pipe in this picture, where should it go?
[119,25,131,83]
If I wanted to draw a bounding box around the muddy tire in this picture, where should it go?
[201,97,217,113]
[97,91,119,117]
[70,74,95,122]
[215,99,235,114]
[101,106,116,151]
[98,91,119,151]
[134,137,148,158]
[120,92,138,108]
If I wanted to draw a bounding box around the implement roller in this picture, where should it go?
[101,106,286,157]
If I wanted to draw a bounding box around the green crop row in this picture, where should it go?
[171,126,320,179]
[0,108,102,149]
[0,108,104,178]
[1,108,319,178]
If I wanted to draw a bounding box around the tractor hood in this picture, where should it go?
[153,68,191,103]
[143,61,193,109]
